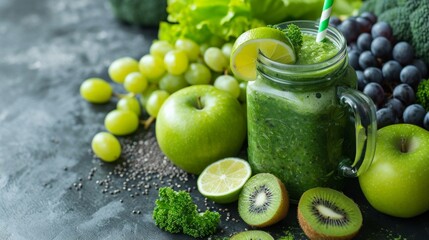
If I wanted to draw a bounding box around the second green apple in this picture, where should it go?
[359,124,429,218]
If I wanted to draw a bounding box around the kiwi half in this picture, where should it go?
[238,173,289,227]
[297,187,363,240]
[230,230,274,240]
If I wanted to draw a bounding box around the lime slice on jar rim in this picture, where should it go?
[230,27,296,81]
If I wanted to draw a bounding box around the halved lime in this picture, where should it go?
[197,157,252,204]
[230,27,296,81]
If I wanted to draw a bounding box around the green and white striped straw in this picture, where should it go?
[316,0,334,42]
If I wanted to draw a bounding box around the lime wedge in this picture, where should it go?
[230,27,296,81]
[197,157,252,204]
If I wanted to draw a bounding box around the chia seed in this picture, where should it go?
[70,128,237,237]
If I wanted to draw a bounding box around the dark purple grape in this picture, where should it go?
[356,17,372,33]
[376,108,397,129]
[382,60,402,83]
[392,83,416,106]
[403,104,426,126]
[348,50,361,70]
[338,19,359,43]
[392,42,414,66]
[359,51,377,69]
[371,37,392,60]
[363,82,385,106]
[371,22,393,40]
[357,33,372,52]
[329,16,342,27]
[364,67,383,84]
[424,112,429,130]
[360,12,377,24]
[384,98,405,117]
[356,70,367,91]
[347,43,360,53]
[412,59,428,79]
[400,65,422,87]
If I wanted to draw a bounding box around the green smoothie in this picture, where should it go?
[296,34,338,65]
[247,31,357,201]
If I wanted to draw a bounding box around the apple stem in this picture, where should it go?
[141,116,156,130]
[401,138,407,153]
[196,96,203,110]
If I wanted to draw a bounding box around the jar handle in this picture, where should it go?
[337,86,377,177]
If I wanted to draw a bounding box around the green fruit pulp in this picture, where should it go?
[298,187,362,237]
[238,173,284,226]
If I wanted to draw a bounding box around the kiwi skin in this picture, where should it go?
[238,173,289,227]
[230,230,274,240]
[297,187,362,240]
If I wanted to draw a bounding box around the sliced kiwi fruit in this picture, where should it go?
[230,230,274,240]
[238,173,289,227]
[297,187,363,240]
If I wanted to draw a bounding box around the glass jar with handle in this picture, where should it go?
[246,20,377,202]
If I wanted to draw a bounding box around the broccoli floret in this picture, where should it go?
[379,7,412,43]
[399,0,421,13]
[374,0,399,16]
[416,79,429,111]
[268,24,302,53]
[359,0,398,16]
[153,187,220,238]
[363,0,429,66]
[284,24,303,53]
[183,210,222,238]
[410,4,429,64]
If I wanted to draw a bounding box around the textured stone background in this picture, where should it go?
[0,0,427,239]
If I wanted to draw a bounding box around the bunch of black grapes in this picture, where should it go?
[330,12,429,130]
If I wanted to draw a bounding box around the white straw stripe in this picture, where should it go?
[320,7,332,21]
[316,29,328,42]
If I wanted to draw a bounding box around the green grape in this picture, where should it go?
[164,50,189,75]
[159,73,189,93]
[150,40,174,59]
[140,83,159,108]
[200,43,210,55]
[124,72,148,94]
[80,78,113,104]
[117,96,141,116]
[214,75,240,98]
[175,38,200,61]
[221,42,233,60]
[203,47,228,72]
[91,132,121,162]
[139,54,165,81]
[238,81,247,103]
[104,109,139,136]
[184,63,212,85]
[145,90,170,117]
[108,57,139,84]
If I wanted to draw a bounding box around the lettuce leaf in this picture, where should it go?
[158,0,362,44]
[159,0,264,44]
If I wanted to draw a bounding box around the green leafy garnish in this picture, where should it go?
[153,187,220,238]
[269,24,303,53]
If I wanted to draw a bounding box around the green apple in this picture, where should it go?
[155,85,247,174]
[359,123,429,218]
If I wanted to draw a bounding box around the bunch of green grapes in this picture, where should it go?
[79,38,248,162]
